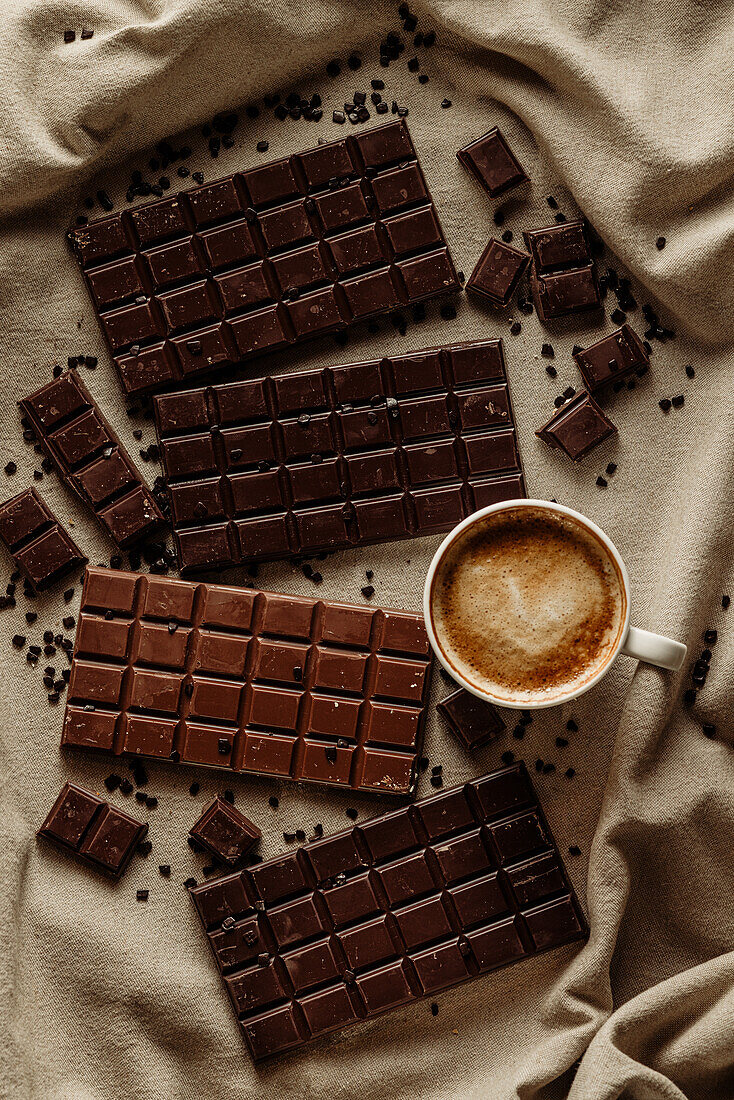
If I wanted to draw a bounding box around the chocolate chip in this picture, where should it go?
[659,398,672,412]
[702,723,716,739]
[541,343,554,359]
[671,394,685,408]
[136,889,149,902]
[568,845,581,857]
[189,782,200,796]
[159,865,171,877]
[656,236,666,250]
[596,476,608,488]
[704,629,717,645]
[346,807,358,820]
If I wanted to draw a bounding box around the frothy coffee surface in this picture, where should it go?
[432,507,626,703]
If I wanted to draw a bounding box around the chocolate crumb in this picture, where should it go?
[189,782,200,796]
[159,865,171,877]
[136,889,149,902]
[568,845,581,857]
[702,723,716,739]
[656,236,666,250]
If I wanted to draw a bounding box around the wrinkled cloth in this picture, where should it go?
[1,2,733,1099]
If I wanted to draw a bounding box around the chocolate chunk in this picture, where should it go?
[19,373,165,548]
[189,764,587,1062]
[437,687,506,751]
[190,797,261,865]
[466,239,530,307]
[536,391,616,461]
[0,488,87,593]
[68,122,459,399]
[153,339,525,572]
[61,567,434,797]
[457,128,528,198]
[524,221,601,321]
[37,781,147,878]
[573,325,649,392]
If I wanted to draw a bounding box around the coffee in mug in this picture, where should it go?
[429,504,628,705]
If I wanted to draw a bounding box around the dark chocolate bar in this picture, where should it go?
[68,121,460,398]
[536,391,616,461]
[190,763,587,1062]
[456,128,528,199]
[153,339,526,573]
[0,488,87,591]
[573,324,649,391]
[523,221,600,321]
[437,687,505,751]
[37,781,147,878]
[61,567,433,797]
[191,797,261,865]
[466,238,530,307]
[19,373,165,548]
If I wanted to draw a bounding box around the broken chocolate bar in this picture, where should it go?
[37,781,147,878]
[68,121,460,398]
[536,391,616,461]
[62,567,433,797]
[190,763,587,1062]
[0,488,86,591]
[524,221,600,322]
[153,339,526,573]
[573,324,649,391]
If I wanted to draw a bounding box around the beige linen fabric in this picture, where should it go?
[1,1,733,1098]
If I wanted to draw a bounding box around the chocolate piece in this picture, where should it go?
[457,128,528,199]
[523,222,600,321]
[37,780,147,878]
[191,797,261,865]
[153,339,526,573]
[19,373,164,548]
[68,121,460,398]
[466,239,530,307]
[536,391,616,461]
[190,763,587,1062]
[0,488,86,591]
[61,567,433,797]
[437,687,505,751]
[573,325,650,392]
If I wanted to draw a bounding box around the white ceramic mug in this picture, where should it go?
[423,499,687,709]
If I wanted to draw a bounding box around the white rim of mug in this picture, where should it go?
[423,498,632,710]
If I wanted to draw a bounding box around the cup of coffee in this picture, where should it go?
[423,499,687,709]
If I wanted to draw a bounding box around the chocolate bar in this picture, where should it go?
[68,121,460,398]
[61,567,433,797]
[37,781,147,878]
[536,391,616,461]
[19,373,165,548]
[456,128,528,199]
[573,325,649,391]
[191,797,261,865]
[437,687,505,751]
[466,238,530,307]
[153,339,526,573]
[190,763,587,1062]
[523,221,600,321]
[0,488,86,591]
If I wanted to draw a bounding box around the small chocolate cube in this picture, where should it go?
[536,391,616,461]
[190,797,261,865]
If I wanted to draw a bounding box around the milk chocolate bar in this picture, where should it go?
[37,781,147,878]
[61,567,433,797]
[19,373,165,547]
[536,391,616,461]
[437,687,505,751]
[153,339,526,573]
[190,763,587,1062]
[457,128,528,198]
[190,797,261,865]
[68,121,460,398]
[0,488,86,591]
[523,221,600,321]
[573,324,649,391]
[466,238,530,307]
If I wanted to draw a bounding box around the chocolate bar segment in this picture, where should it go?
[191,797,261,865]
[19,373,165,547]
[437,687,505,751]
[536,391,616,461]
[457,128,528,199]
[466,239,530,307]
[573,324,649,391]
[523,221,600,322]
[189,763,587,1062]
[61,567,433,797]
[153,339,526,572]
[37,781,147,878]
[68,121,460,398]
[0,488,86,591]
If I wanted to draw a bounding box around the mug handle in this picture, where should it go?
[621,625,687,671]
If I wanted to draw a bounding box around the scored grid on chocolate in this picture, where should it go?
[190,764,588,1063]
[61,567,433,796]
[68,121,460,398]
[153,339,526,572]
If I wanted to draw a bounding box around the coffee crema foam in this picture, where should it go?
[432,507,626,704]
